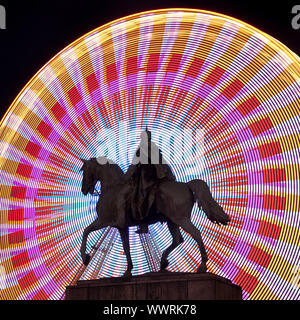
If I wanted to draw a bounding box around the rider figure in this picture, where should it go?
[125,127,176,234]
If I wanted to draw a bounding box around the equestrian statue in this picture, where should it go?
[79,128,230,277]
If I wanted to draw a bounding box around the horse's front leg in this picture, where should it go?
[119,227,133,278]
[80,218,103,265]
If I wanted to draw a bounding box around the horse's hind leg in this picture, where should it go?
[80,218,103,265]
[160,221,183,271]
[118,227,133,278]
[179,219,208,273]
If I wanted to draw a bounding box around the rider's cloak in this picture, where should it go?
[125,131,175,221]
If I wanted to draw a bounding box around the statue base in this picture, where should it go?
[65,272,242,300]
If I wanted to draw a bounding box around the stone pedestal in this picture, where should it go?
[65,272,242,300]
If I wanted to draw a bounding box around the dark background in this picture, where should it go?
[0,0,299,120]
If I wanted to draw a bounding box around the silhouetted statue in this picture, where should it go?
[79,129,230,277]
[125,128,175,234]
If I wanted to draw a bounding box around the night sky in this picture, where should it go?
[0,0,299,120]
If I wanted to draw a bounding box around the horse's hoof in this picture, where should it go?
[159,269,171,273]
[123,270,132,279]
[197,262,207,273]
[160,260,169,271]
[82,254,91,266]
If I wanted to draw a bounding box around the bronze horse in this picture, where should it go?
[79,157,230,277]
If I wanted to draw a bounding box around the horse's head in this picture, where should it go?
[79,158,101,195]
[79,157,118,195]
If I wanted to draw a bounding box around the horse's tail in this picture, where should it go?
[188,179,230,226]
